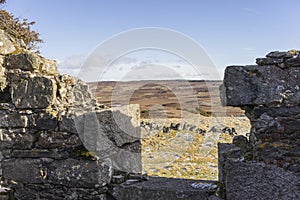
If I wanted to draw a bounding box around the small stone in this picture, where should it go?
[266,51,293,59]
[0,30,16,54]
[232,135,249,147]
[285,57,300,67]
[111,175,125,184]
[125,179,140,185]
[256,57,284,66]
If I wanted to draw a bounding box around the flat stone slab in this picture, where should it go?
[108,177,220,200]
[224,160,300,200]
[221,65,300,107]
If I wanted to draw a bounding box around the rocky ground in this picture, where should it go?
[141,115,250,180]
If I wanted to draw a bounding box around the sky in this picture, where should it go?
[3,0,300,81]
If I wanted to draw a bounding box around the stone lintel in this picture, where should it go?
[221,65,300,107]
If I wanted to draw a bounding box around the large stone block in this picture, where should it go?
[73,107,142,174]
[108,177,219,200]
[0,128,36,150]
[2,159,44,184]
[4,53,58,75]
[11,149,69,160]
[96,107,140,147]
[224,160,300,200]
[47,158,112,188]
[36,131,82,149]
[4,53,39,71]
[11,76,55,109]
[71,78,97,114]
[30,112,58,130]
[0,113,28,128]
[221,65,300,107]
[13,184,107,200]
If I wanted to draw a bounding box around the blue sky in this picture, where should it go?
[3,0,300,80]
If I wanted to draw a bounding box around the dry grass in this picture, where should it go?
[141,116,250,180]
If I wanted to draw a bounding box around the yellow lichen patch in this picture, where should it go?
[258,143,267,149]
[288,49,298,56]
[80,150,98,160]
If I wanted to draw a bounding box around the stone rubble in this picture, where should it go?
[140,121,238,137]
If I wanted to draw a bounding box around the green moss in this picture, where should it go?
[215,182,226,199]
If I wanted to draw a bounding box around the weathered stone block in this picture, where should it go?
[13,184,107,200]
[30,112,58,130]
[4,53,39,71]
[96,109,140,147]
[39,57,58,76]
[11,149,69,160]
[108,177,218,200]
[0,87,14,104]
[0,30,16,55]
[47,158,112,188]
[58,116,78,134]
[74,108,142,174]
[11,76,55,109]
[0,56,6,91]
[221,65,300,107]
[218,143,235,185]
[2,159,44,184]
[71,79,96,114]
[224,160,300,200]
[36,131,82,149]
[0,128,36,150]
[4,53,58,75]
[0,113,28,128]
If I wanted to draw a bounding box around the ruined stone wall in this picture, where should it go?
[0,29,141,199]
[2,23,300,200]
[220,51,300,200]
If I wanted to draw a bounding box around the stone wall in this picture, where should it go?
[0,29,141,199]
[2,24,300,199]
[220,51,300,199]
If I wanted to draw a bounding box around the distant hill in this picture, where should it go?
[88,80,244,118]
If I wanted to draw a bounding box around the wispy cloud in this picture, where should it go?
[57,54,87,77]
[57,54,221,81]
[242,7,259,16]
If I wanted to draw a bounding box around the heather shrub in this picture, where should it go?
[0,2,43,52]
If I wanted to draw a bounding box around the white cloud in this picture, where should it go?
[57,54,87,77]
[57,53,222,81]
